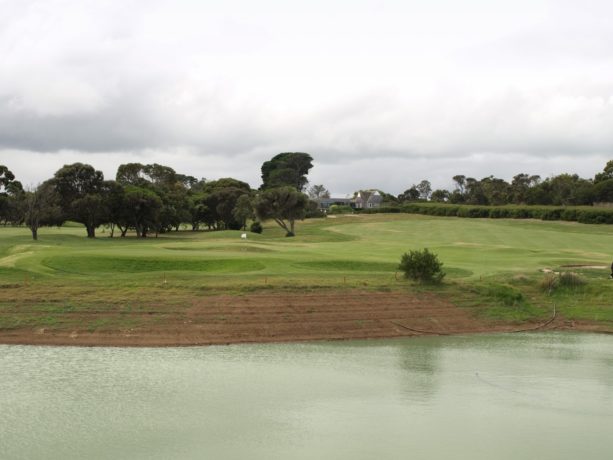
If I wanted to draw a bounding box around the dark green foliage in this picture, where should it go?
[430,189,450,202]
[398,248,445,283]
[233,194,254,230]
[358,202,613,225]
[200,179,252,230]
[250,221,263,233]
[0,165,24,226]
[304,200,325,218]
[122,186,163,237]
[51,163,107,238]
[594,160,613,183]
[398,187,420,202]
[0,165,18,193]
[253,186,309,236]
[594,179,613,203]
[260,152,313,191]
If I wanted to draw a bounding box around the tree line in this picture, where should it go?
[394,161,613,207]
[0,153,317,240]
[2,156,612,239]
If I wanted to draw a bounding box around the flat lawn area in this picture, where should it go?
[1,214,612,336]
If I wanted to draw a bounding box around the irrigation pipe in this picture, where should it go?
[510,303,557,333]
[389,320,450,336]
[389,303,557,336]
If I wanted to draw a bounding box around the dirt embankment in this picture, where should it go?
[0,291,603,347]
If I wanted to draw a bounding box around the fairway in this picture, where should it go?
[1,213,612,344]
[1,214,612,282]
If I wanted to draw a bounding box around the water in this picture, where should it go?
[1,332,612,460]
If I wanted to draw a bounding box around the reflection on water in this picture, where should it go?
[1,332,612,460]
[397,337,441,401]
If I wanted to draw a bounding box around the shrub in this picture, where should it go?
[328,205,353,214]
[540,273,559,293]
[558,271,587,288]
[398,248,445,283]
[250,221,263,234]
[540,271,587,294]
[483,284,525,306]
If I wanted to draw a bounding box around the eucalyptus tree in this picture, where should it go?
[0,165,24,225]
[307,184,330,199]
[261,152,313,191]
[22,181,63,240]
[52,163,108,238]
[253,186,308,237]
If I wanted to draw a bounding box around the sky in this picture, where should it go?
[1,0,612,195]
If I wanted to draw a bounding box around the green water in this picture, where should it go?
[1,333,612,460]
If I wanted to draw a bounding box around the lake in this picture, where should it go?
[1,332,612,459]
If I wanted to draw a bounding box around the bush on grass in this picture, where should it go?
[558,271,587,288]
[250,221,263,234]
[398,248,445,284]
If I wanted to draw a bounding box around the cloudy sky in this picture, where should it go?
[1,0,612,194]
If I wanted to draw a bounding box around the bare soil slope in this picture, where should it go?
[0,291,554,346]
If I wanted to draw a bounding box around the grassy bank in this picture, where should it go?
[1,214,612,337]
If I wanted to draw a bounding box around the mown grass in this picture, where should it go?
[1,214,612,331]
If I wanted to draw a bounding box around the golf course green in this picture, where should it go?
[1,213,612,342]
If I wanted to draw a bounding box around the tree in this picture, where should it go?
[116,163,178,188]
[105,181,129,237]
[594,179,613,203]
[52,163,107,237]
[464,177,488,205]
[253,186,309,236]
[510,173,540,204]
[117,162,193,233]
[261,152,313,191]
[430,189,450,202]
[0,165,16,191]
[200,178,252,230]
[22,182,63,240]
[452,175,466,194]
[116,163,149,187]
[594,160,613,184]
[416,180,432,200]
[308,184,330,199]
[232,194,254,230]
[122,186,162,238]
[538,174,594,205]
[480,176,511,206]
[398,187,420,202]
[0,165,24,225]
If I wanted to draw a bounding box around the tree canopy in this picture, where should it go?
[261,152,313,191]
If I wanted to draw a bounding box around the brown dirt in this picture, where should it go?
[0,291,603,347]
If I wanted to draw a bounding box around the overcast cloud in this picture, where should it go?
[1,0,612,194]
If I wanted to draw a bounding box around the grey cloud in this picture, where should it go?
[1,0,612,192]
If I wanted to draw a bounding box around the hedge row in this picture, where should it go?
[356,203,613,224]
